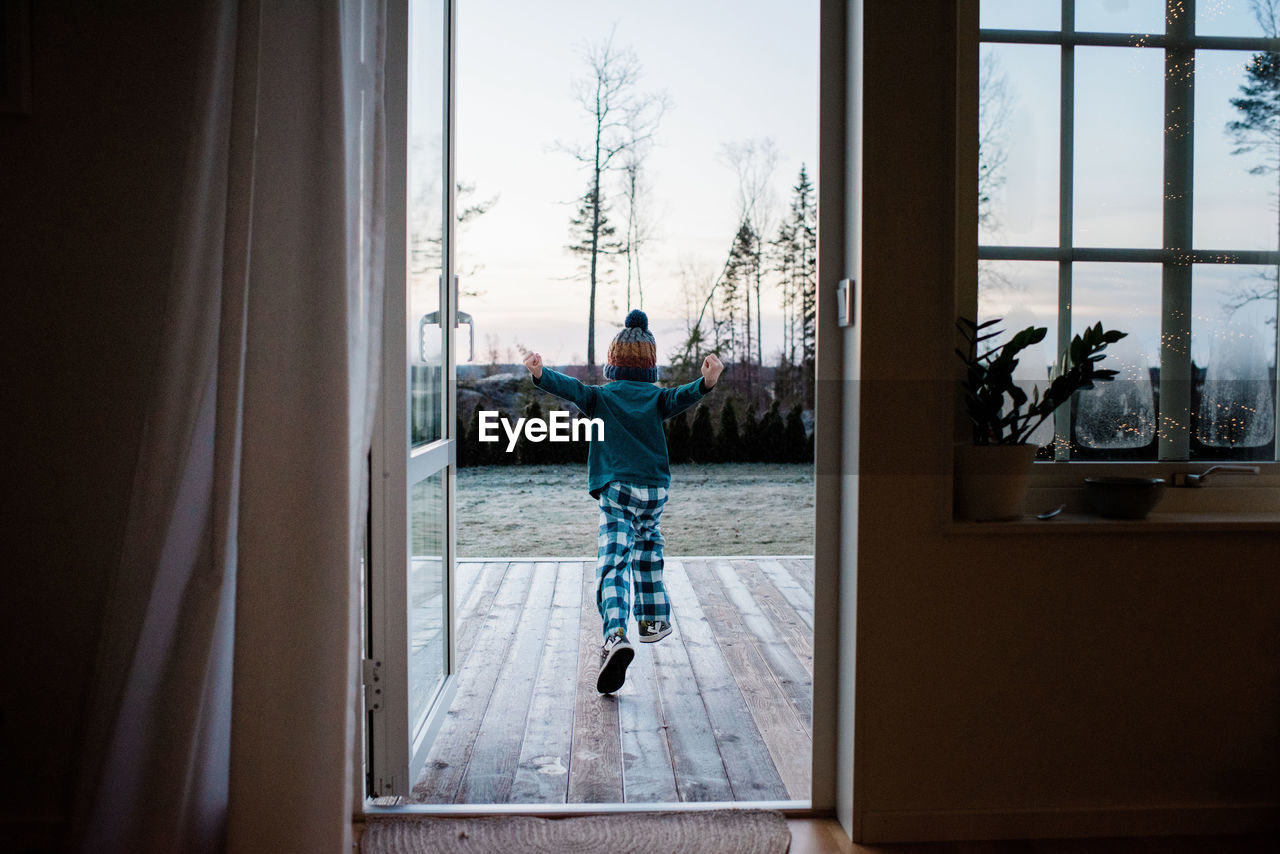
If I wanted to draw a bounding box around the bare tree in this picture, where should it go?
[558,31,668,367]
[978,51,1014,294]
[978,52,1012,232]
[1226,0,1280,326]
[621,148,656,312]
[668,259,720,381]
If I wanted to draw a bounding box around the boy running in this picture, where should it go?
[522,309,724,693]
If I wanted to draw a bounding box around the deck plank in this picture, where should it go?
[413,562,535,803]
[681,558,812,800]
[618,632,680,802]
[453,560,510,665]
[714,559,814,729]
[756,558,815,631]
[784,557,815,598]
[661,559,788,801]
[454,561,559,803]
[734,559,814,678]
[566,563,625,803]
[510,560,584,803]
[455,560,484,608]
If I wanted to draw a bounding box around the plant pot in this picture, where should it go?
[954,444,1039,521]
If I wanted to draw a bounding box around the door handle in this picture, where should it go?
[419,277,475,363]
[454,275,474,362]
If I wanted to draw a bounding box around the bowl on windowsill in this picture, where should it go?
[1084,476,1167,519]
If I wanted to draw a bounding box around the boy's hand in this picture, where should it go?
[523,352,543,380]
[700,353,724,389]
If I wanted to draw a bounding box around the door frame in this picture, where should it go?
[360,0,854,823]
[364,0,459,800]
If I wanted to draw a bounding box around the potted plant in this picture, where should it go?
[954,317,1127,520]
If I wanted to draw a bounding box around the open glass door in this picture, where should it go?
[367,0,457,798]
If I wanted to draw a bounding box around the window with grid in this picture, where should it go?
[977,0,1279,463]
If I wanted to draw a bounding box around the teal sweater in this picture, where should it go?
[533,367,712,496]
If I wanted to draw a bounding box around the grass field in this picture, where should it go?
[456,462,816,557]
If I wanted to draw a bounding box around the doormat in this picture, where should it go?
[361,809,791,854]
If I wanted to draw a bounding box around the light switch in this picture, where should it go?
[837,278,855,327]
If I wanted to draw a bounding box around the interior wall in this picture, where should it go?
[0,2,203,844]
[854,1,1280,842]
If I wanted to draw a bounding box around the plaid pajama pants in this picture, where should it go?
[595,481,670,639]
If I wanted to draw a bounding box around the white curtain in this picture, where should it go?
[72,0,385,851]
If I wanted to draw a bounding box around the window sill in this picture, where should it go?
[949,484,1280,533]
[950,509,1280,535]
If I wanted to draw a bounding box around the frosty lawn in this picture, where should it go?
[457,463,815,557]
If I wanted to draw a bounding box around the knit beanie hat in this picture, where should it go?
[604,309,658,382]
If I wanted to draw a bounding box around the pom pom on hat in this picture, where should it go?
[606,310,658,382]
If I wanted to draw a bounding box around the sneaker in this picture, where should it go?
[637,619,672,643]
[596,632,635,694]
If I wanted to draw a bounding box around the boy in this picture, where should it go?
[522,309,724,693]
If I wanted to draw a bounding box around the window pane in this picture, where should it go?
[409,469,447,738]
[1076,0,1166,34]
[1194,50,1280,252]
[1191,264,1278,458]
[409,6,445,448]
[980,0,1060,31]
[978,261,1060,447]
[1074,47,1165,249]
[979,45,1060,246]
[1070,263,1162,458]
[1197,1,1275,37]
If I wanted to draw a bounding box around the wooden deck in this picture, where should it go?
[409,556,815,805]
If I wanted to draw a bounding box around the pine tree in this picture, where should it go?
[741,401,761,461]
[719,220,757,369]
[689,404,715,463]
[568,182,624,364]
[717,398,743,462]
[517,399,543,465]
[667,410,691,463]
[771,216,799,377]
[792,166,818,407]
[569,410,591,463]
[760,400,785,463]
[768,165,817,407]
[784,403,810,463]
[465,408,490,467]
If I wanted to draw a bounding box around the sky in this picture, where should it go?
[409,0,820,369]
[408,0,1277,378]
[979,0,1279,373]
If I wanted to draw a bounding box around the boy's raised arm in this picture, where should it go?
[524,351,597,414]
[659,353,723,419]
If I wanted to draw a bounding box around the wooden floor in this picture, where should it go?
[410,556,815,804]
[357,818,1279,853]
